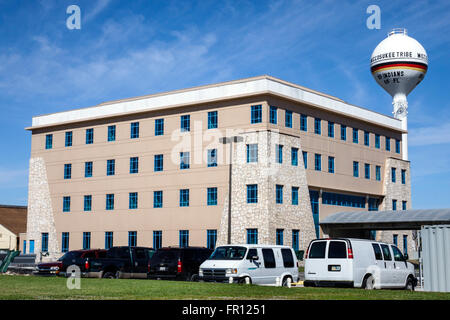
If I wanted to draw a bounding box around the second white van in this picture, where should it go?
[198,244,299,286]
[304,238,417,290]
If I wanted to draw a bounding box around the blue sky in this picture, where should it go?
[0,0,449,208]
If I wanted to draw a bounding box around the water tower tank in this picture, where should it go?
[370,28,428,160]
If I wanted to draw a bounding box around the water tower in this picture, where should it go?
[370,28,428,160]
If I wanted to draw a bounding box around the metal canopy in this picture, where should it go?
[320,209,450,232]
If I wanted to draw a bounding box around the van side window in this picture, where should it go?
[380,244,392,260]
[281,249,294,268]
[247,249,257,260]
[391,245,405,262]
[262,249,276,268]
[371,243,383,260]
[308,241,326,259]
[328,241,347,259]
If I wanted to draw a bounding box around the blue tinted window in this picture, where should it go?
[208,111,218,129]
[364,131,370,146]
[83,232,91,250]
[376,165,381,181]
[65,131,72,147]
[392,199,397,211]
[352,128,358,144]
[292,187,299,205]
[322,192,366,208]
[108,125,116,142]
[276,144,283,164]
[314,118,321,135]
[401,169,406,184]
[154,154,163,172]
[128,231,137,247]
[105,232,113,249]
[391,167,396,183]
[179,230,189,248]
[276,229,284,245]
[84,161,93,177]
[86,128,94,144]
[386,137,391,151]
[251,105,262,124]
[181,115,190,132]
[292,230,299,251]
[45,134,53,149]
[395,139,401,153]
[130,157,139,174]
[42,233,49,252]
[300,114,307,131]
[353,161,359,177]
[207,230,217,250]
[107,159,115,176]
[153,191,163,208]
[180,189,189,207]
[341,125,347,141]
[64,164,72,179]
[247,184,258,203]
[155,118,164,136]
[402,201,407,210]
[207,187,217,206]
[129,192,138,209]
[247,229,258,244]
[276,184,283,204]
[303,151,307,169]
[365,163,370,179]
[328,156,335,173]
[247,144,258,163]
[63,196,71,212]
[314,154,321,171]
[285,110,292,128]
[62,232,69,253]
[153,231,162,249]
[328,122,334,138]
[208,149,217,167]
[84,195,92,211]
[375,134,380,148]
[270,106,277,124]
[106,194,114,210]
[180,152,190,169]
[130,122,139,139]
[291,147,298,166]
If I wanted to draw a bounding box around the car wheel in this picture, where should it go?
[190,274,199,282]
[363,274,375,290]
[405,277,415,291]
[103,272,117,279]
[239,276,252,284]
[282,276,292,287]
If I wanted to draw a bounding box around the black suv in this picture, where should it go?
[148,247,212,281]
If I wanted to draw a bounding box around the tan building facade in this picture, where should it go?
[25,76,413,261]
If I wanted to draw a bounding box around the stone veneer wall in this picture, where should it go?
[377,157,417,256]
[217,130,316,252]
[26,157,59,262]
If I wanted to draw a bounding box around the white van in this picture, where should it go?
[304,238,417,290]
[198,244,299,286]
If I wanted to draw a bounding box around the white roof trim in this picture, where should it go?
[30,76,402,130]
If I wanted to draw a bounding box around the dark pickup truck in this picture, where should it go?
[86,246,155,279]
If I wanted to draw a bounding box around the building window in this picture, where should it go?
[29,240,35,254]
[86,128,94,144]
[181,115,190,132]
[393,234,398,246]
[276,184,283,204]
[41,233,49,252]
[62,232,69,253]
[328,121,334,138]
[207,149,217,167]
[153,191,163,208]
[130,122,139,139]
[65,131,73,147]
[180,152,190,169]
[106,194,114,210]
[403,235,408,255]
[391,167,396,183]
[285,110,292,128]
[395,139,401,154]
[276,229,284,245]
[179,230,189,248]
[386,137,391,151]
[129,192,138,209]
[128,231,137,247]
[83,232,91,250]
[292,230,299,251]
[276,144,283,164]
[310,191,320,238]
[247,229,258,244]
[314,154,321,171]
[153,231,162,249]
[45,134,53,149]
[154,154,163,172]
[247,144,258,163]
[365,163,370,179]
[207,187,217,206]
[208,111,218,129]
[375,134,380,149]
[84,195,92,212]
[85,161,93,177]
[376,165,381,181]
[292,187,299,205]
[270,106,277,124]
[107,159,115,176]
[250,105,262,124]
[353,161,359,177]
[392,199,397,211]
[155,118,164,136]
[368,198,379,211]
[207,230,217,250]
[314,118,321,135]
[341,125,347,141]
[63,196,71,212]
[130,157,139,174]
[108,125,116,141]
[247,184,258,203]
[303,151,307,169]
[64,164,72,179]
[300,114,307,131]
[291,147,298,166]
[352,128,358,144]
[322,192,366,208]
[402,201,407,210]
[180,189,190,207]
[105,232,113,249]
[328,156,335,173]
[364,131,370,146]
[401,169,406,184]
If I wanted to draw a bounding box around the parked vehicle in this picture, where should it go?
[148,247,213,281]
[86,246,155,279]
[198,244,299,286]
[35,249,106,276]
[304,238,417,290]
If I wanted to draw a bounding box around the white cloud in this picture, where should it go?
[409,122,450,146]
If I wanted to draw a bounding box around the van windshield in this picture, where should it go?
[209,246,247,260]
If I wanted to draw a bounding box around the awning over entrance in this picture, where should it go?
[320,209,450,233]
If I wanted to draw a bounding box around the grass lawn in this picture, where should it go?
[1,275,450,300]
